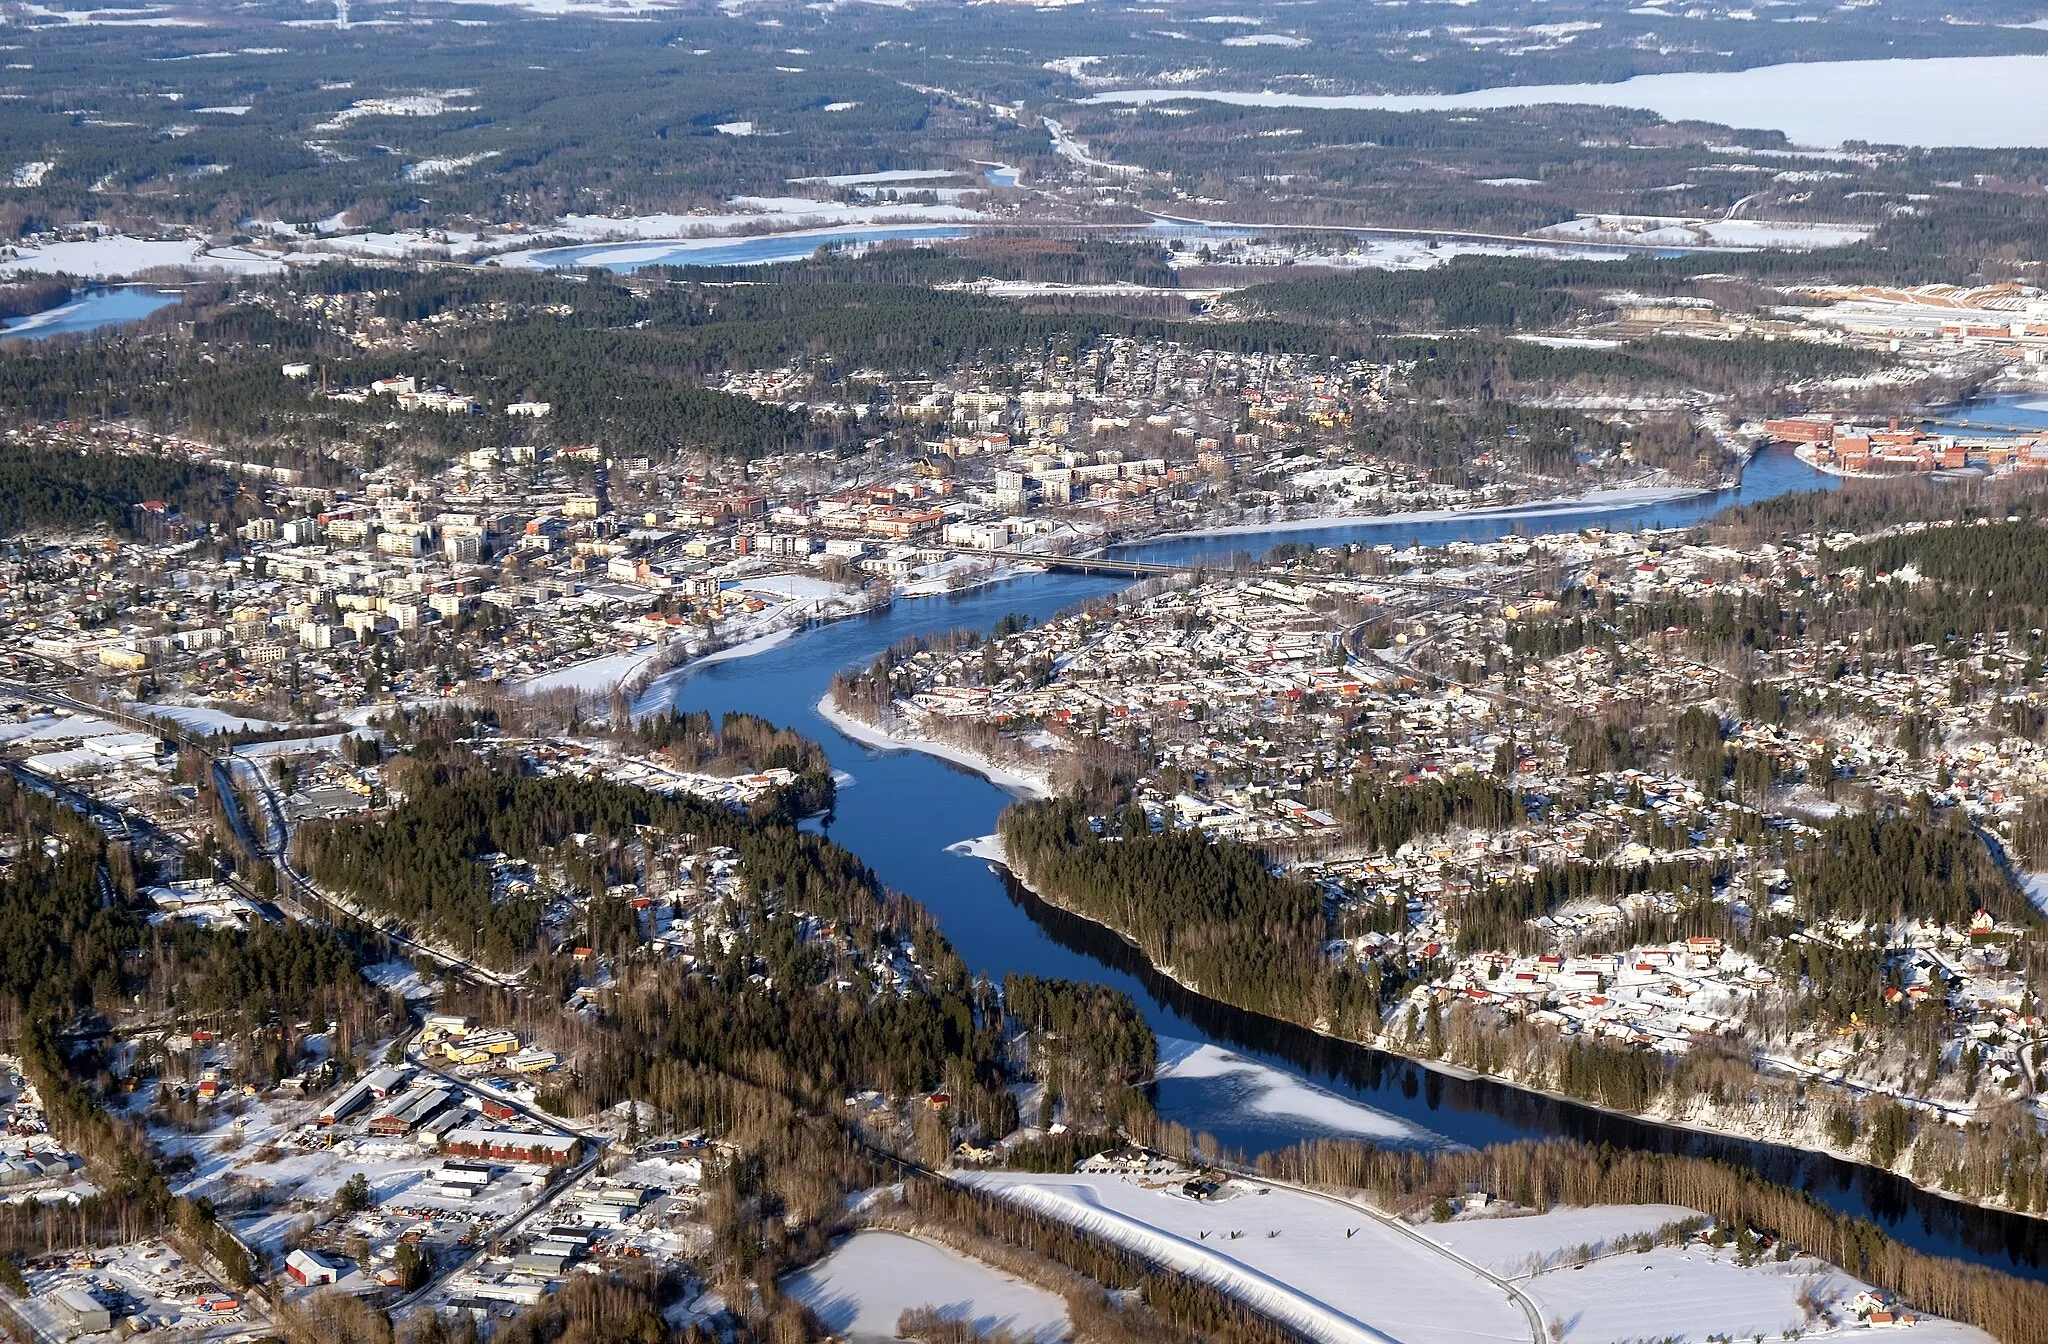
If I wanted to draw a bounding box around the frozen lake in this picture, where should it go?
[0,287,179,340]
[1086,54,2048,149]
[522,224,970,271]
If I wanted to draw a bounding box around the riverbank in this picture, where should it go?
[1139,482,1715,543]
[816,696,1053,800]
[907,778,2035,1235]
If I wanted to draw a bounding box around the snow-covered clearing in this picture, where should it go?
[1155,1039,1449,1148]
[518,648,660,697]
[405,151,500,180]
[730,573,850,603]
[15,2,202,24]
[0,711,122,745]
[1537,214,1871,250]
[782,1231,1069,1343]
[964,1171,1527,1344]
[126,702,283,734]
[233,732,348,761]
[313,91,477,133]
[786,169,965,187]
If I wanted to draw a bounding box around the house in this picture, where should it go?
[287,1249,341,1287]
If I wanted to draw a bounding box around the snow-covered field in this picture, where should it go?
[965,1171,1528,1344]
[1419,1204,1697,1276]
[1537,214,1871,250]
[972,1181,1995,1344]
[783,1231,1070,1343]
[0,236,285,278]
[0,711,122,745]
[127,702,283,734]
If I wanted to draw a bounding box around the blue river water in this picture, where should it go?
[0,287,180,340]
[1927,391,2048,436]
[642,445,2048,1274]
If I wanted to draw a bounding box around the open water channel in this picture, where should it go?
[637,445,2048,1278]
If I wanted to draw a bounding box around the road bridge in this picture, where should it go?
[977,546,1502,598]
[1921,417,2046,435]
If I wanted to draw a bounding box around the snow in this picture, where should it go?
[1156,1039,1448,1147]
[1223,32,1309,45]
[361,958,441,999]
[1148,484,1709,541]
[538,198,984,241]
[233,732,348,761]
[492,203,987,271]
[2023,872,2048,917]
[964,1170,1528,1344]
[1521,1244,1980,1344]
[0,236,283,279]
[126,703,283,734]
[1512,335,1622,349]
[782,1231,1069,1343]
[0,712,123,745]
[714,120,756,135]
[405,151,500,180]
[15,2,202,24]
[517,648,660,697]
[786,169,962,186]
[313,91,476,133]
[687,626,797,667]
[1084,54,2048,149]
[1537,214,1871,250]
[730,573,850,603]
[1418,1205,1697,1275]
[945,833,1008,863]
[438,0,683,15]
[816,696,1051,799]
[1413,1206,1995,1344]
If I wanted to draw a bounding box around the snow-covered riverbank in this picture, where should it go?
[1145,483,1713,543]
[815,696,1052,799]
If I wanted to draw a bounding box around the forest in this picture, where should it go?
[0,442,241,538]
[999,797,1325,1022]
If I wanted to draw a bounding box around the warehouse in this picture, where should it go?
[441,1127,579,1165]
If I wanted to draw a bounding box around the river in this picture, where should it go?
[643,444,2048,1278]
